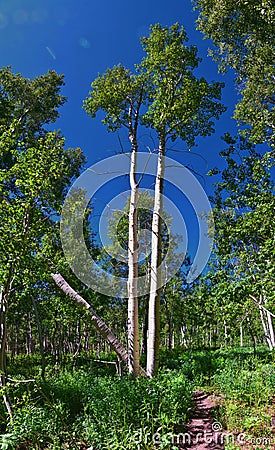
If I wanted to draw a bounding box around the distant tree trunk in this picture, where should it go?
[141,296,149,356]
[141,263,151,357]
[51,273,146,376]
[181,325,188,347]
[163,293,172,350]
[84,324,90,351]
[259,304,275,350]
[26,312,33,354]
[0,273,14,418]
[250,294,275,351]
[147,136,165,378]
[259,306,270,348]
[223,319,228,347]
[240,325,244,347]
[32,297,46,379]
[127,134,140,377]
[266,308,275,348]
[246,313,257,356]
[14,322,18,356]
[43,324,48,352]
[209,326,212,348]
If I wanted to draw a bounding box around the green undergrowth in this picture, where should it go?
[1,347,275,449]
[159,347,275,448]
[181,347,275,449]
[211,361,275,449]
[1,365,193,449]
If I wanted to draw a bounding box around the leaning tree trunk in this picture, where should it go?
[249,293,275,350]
[51,273,128,362]
[127,135,140,377]
[266,308,275,349]
[51,273,146,376]
[263,296,275,349]
[147,136,165,378]
[259,302,275,350]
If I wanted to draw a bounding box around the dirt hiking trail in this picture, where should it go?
[182,390,224,449]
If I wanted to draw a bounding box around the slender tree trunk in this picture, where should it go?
[51,273,146,376]
[267,310,275,348]
[264,296,275,349]
[43,324,47,352]
[249,294,275,350]
[127,136,140,377]
[32,297,46,379]
[246,313,257,356]
[223,319,228,347]
[14,322,19,356]
[259,305,275,350]
[240,325,243,347]
[163,293,172,350]
[26,312,32,354]
[181,326,188,347]
[141,263,151,357]
[141,296,149,356]
[259,306,272,349]
[209,326,212,348]
[0,279,13,418]
[147,136,165,377]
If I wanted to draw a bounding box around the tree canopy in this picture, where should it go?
[194,0,275,148]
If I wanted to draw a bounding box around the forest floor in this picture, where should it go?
[181,390,275,450]
[181,390,225,449]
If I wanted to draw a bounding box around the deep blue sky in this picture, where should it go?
[0,0,238,270]
[0,0,237,173]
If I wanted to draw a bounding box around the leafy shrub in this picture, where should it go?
[212,363,275,406]
[5,369,193,449]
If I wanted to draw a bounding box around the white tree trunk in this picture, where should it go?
[0,277,14,418]
[267,311,275,348]
[181,325,188,347]
[127,138,140,377]
[264,296,275,349]
[259,306,273,350]
[240,325,243,347]
[259,306,275,351]
[224,319,228,347]
[147,137,165,377]
[250,294,275,350]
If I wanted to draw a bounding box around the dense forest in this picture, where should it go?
[0,0,274,449]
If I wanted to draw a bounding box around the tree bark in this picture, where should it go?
[127,135,140,377]
[147,136,165,377]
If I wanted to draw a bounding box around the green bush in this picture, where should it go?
[212,363,275,406]
[5,369,193,449]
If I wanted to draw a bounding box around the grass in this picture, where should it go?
[1,360,193,449]
[195,348,275,449]
[161,347,275,449]
[1,347,275,449]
